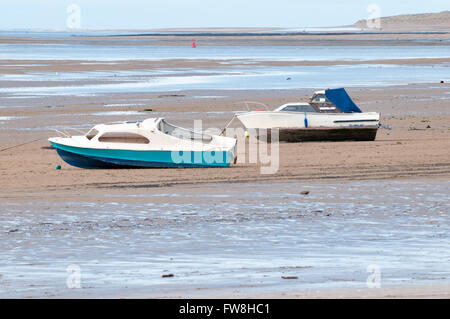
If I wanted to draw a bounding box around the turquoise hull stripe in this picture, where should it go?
[50,142,233,168]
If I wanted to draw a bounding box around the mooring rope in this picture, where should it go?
[219,114,237,136]
[378,123,392,130]
[0,137,46,153]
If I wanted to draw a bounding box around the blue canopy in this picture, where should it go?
[325,88,362,113]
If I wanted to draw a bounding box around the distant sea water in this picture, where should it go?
[0,31,449,97]
[1,43,450,61]
[1,29,450,61]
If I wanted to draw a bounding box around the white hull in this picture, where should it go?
[236,88,381,142]
[237,111,380,129]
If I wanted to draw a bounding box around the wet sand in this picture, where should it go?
[1,179,449,298]
[119,284,450,299]
[1,57,450,76]
[179,284,450,299]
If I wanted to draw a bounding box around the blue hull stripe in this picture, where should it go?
[50,142,232,169]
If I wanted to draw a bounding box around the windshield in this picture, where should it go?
[158,120,212,143]
[280,104,317,112]
[311,94,332,104]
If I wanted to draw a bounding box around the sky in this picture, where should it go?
[1,0,448,30]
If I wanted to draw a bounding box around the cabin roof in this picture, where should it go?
[92,118,163,132]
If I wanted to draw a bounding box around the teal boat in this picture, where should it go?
[49,118,237,169]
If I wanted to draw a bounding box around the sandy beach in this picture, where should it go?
[0,16,449,298]
[1,81,450,195]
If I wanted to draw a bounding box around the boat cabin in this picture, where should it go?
[83,118,213,145]
[274,92,341,114]
[274,89,363,114]
[308,90,341,113]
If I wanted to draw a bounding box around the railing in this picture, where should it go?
[52,128,87,138]
[233,101,269,112]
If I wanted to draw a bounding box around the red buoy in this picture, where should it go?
[192,39,196,48]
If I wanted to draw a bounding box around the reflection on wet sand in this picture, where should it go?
[1,180,449,298]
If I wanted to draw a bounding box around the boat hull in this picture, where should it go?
[237,111,380,142]
[50,142,234,169]
[260,126,379,142]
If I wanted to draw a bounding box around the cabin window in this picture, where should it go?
[281,105,317,112]
[98,132,150,144]
[86,129,99,140]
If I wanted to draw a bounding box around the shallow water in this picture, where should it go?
[0,179,449,297]
[1,44,449,61]
[1,37,449,100]
[0,64,449,99]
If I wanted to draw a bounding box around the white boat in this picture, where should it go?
[49,118,237,169]
[236,88,380,142]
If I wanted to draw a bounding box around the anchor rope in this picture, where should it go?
[0,137,46,153]
[219,114,237,136]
